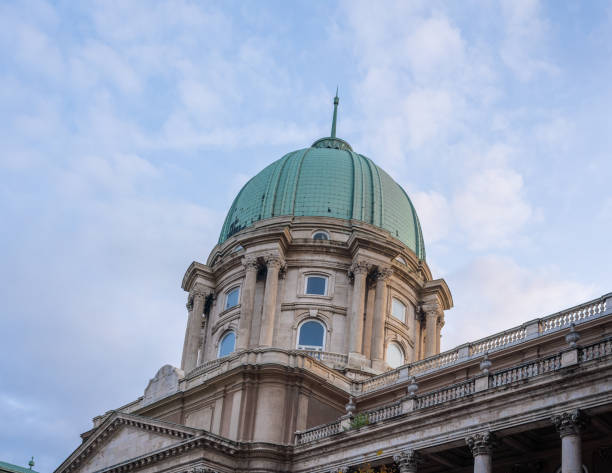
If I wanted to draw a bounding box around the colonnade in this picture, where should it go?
[334,409,588,473]
[182,253,446,373]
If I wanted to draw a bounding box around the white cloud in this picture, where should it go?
[500,0,558,81]
[442,255,598,349]
[411,190,451,244]
[453,167,532,249]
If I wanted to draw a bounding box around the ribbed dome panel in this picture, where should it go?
[218,146,425,260]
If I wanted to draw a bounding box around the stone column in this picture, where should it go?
[552,409,588,473]
[236,256,259,351]
[466,432,496,473]
[394,449,422,473]
[422,298,442,358]
[371,267,393,369]
[259,254,284,347]
[348,260,370,356]
[436,315,445,353]
[181,284,209,373]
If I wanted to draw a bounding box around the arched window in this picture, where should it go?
[305,275,328,295]
[386,341,404,368]
[312,231,330,241]
[225,287,240,310]
[391,298,406,323]
[297,320,325,350]
[395,256,407,265]
[218,332,236,358]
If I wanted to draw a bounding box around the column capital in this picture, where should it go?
[466,431,496,457]
[375,266,394,281]
[190,283,212,300]
[264,253,285,270]
[551,409,588,437]
[422,298,442,317]
[350,260,371,276]
[394,449,422,473]
[242,255,260,271]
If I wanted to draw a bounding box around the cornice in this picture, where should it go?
[182,262,215,292]
[55,412,204,473]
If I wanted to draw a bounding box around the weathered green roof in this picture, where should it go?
[0,461,39,473]
[219,140,425,260]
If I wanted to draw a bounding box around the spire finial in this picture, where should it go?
[331,87,339,139]
[28,457,35,470]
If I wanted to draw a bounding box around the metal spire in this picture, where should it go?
[330,86,339,138]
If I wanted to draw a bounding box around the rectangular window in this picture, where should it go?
[306,276,327,295]
[391,298,406,323]
[225,287,240,309]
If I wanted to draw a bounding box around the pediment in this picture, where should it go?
[56,413,201,473]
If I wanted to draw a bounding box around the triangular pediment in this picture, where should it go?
[55,412,201,473]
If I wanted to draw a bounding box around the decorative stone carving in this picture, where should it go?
[565,323,581,348]
[186,294,194,311]
[393,449,422,473]
[551,409,588,437]
[479,353,492,375]
[406,376,419,398]
[422,298,442,317]
[242,255,260,271]
[143,365,184,406]
[466,431,497,457]
[349,260,371,276]
[345,396,356,416]
[264,254,285,269]
[375,267,393,281]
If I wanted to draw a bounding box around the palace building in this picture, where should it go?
[56,96,612,473]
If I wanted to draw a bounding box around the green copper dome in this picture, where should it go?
[218,139,426,260]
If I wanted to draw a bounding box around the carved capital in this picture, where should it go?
[375,267,394,281]
[190,283,211,300]
[242,256,259,272]
[264,254,285,270]
[422,298,442,317]
[350,260,371,276]
[551,409,588,437]
[393,449,422,473]
[466,431,496,457]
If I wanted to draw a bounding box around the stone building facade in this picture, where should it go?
[56,99,612,473]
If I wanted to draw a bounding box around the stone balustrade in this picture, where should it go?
[365,402,402,424]
[357,292,610,393]
[295,334,612,445]
[416,379,475,409]
[297,350,348,365]
[580,337,612,361]
[295,420,342,445]
[489,353,561,388]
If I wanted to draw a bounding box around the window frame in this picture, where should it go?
[305,274,328,296]
[296,319,326,351]
[218,331,236,358]
[224,286,241,310]
[312,230,330,241]
[391,297,407,323]
[386,341,405,368]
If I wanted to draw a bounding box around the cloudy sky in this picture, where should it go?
[1,0,611,469]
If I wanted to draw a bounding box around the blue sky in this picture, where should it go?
[1,0,611,470]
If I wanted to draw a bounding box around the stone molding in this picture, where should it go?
[551,409,588,437]
[466,431,496,457]
[393,449,422,473]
